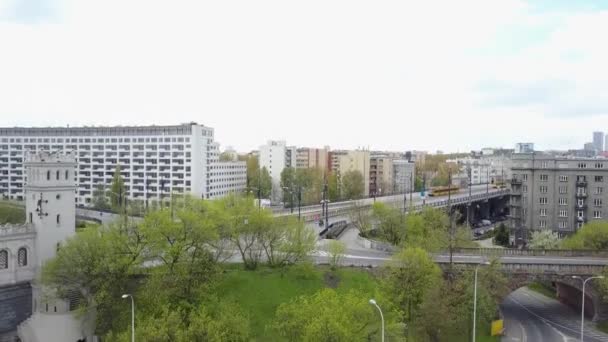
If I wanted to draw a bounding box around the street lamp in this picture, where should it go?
[369,299,384,342]
[122,294,135,342]
[473,261,491,342]
[572,275,605,342]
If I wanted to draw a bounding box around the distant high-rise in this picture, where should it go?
[593,131,604,152]
[605,134,608,152]
[515,143,534,154]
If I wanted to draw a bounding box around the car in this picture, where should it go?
[481,219,492,226]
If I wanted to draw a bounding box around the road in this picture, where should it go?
[501,287,608,342]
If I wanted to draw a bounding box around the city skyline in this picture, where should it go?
[1,1,608,152]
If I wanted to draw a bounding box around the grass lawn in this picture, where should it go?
[527,282,556,299]
[0,202,25,224]
[214,264,378,341]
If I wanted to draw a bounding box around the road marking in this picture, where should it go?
[507,295,583,337]
[518,321,527,342]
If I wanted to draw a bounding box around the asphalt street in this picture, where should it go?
[501,287,608,342]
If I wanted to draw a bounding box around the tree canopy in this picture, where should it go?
[561,221,608,249]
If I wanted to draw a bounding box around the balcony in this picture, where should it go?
[576,203,587,210]
[576,180,587,187]
[576,192,588,198]
[577,216,586,222]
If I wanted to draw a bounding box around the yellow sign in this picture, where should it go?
[491,319,504,336]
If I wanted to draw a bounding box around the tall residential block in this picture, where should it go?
[259,140,296,199]
[336,150,370,197]
[392,160,416,194]
[296,147,330,172]
[0,123,246,204]
[509,154,608,242]
[593,131,604,152]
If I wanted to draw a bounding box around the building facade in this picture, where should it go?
[1,151,94,341]
[393,160,415,194]
[259,140,297,200]
[369,155,393,196]
[0,123,245,205]
[593,131,604,152]
[509,154,608,242]
[336,150,370,197]
[515,143,534,154]
[296,147,330,172]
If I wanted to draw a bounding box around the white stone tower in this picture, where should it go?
[24,151,76,267]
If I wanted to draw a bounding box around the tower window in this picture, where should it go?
[29,212,33,223]
[47,171,50,180]
[18,248,27,267]
[65,170,69,180]
[56,214,60,225]
[56,170,60,180]
[0,250,7,269]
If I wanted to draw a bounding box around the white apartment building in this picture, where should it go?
[0,123,245,205]
[450,155,512,185]
[259,140,296,199]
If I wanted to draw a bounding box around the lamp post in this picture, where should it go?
[122,294,135,342]
[473,261,491,342]
[369,299,384,342]
[571,275,605,341]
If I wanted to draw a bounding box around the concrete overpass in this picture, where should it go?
[275,184,510,223]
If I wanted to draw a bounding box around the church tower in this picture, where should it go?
[24,151,76,268]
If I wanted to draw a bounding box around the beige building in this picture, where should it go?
[296,147,330,172]
[370,155,394,196]
[336,150,370,197]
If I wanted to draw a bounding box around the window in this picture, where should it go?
[595,176,604,182]
[0,250,7,269]
[540,174,548,181]
[541,161,548,168]
[46,170,50,180]
[18,248,27,267]
[578,211,584,218]
[558,186,567,194]
[539,197,548,205]
[539,220,547,228]
[56,214,60,225]
[559,198,568,206]
[595,163,604,169]
[522,185,528,193]
[593,198,603,207]
[578,163,588,169]
[65,170,69,180]
[578,199,584,206]
[596,187,603,195]
[559,210,567,217]
[539,185,548,193]
[577,222,583,229]
[540,208,547,217]
[56,170,60,180]
[558,221,568,229]
[522,174,528,181]
[29,212,33,223]
[594,210,602,219]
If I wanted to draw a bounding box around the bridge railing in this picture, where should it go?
[449,247,608,258]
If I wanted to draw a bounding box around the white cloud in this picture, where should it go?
[0,0,606,152]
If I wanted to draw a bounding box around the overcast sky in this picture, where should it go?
[1,0,607,153]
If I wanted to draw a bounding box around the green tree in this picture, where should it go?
[244,155,272,199]
[372,202,406,245]
[91,184,110,210]
[561,220,608,249]
[272,289,391,342]
[529,229,561,249]
[42,222,146,335]
[109,164,126,211]
[404,207,450,252]
[326,240,346,270]
[493,223,510,247]
[258,167,273,198]
[280,167,297,207]
[327,172,341,201]
[260,216,316,267]
[348,201,372,237]
[382,247,442,322]
[106,302,250,342]
[139,198,220,303]
[341,170,365,199]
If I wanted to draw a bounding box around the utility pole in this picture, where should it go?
[468,167,472,229]
[409,172,413,207]
[448,169,454,271]
[297,187,301,220]
[402,173,407,214]
[322,177,329,230]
